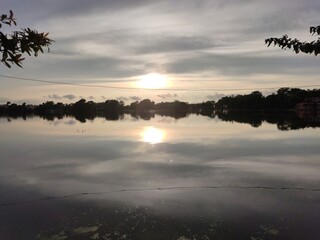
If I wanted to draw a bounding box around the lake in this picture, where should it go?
[0,114,319,240]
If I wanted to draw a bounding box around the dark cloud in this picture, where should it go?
[3,0,155,22]
[53,0,157,18]
[135,36,215,55]
[166,52,320,76]
[19,55,142,80]
[157,93,179,99]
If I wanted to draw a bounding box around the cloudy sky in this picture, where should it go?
[1,0,320,104]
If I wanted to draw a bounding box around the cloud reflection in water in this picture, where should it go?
[0,115,319,239]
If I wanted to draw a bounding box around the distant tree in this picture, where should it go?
[137,99,155,110]
[0,10,53,68]
[265,25,320,55]
[129,101,139,111]
[104,99,123,113]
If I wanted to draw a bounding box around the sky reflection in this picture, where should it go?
[0,115,319,239]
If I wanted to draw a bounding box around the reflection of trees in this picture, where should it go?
[157,111,189,119]
[214,110,320,130]
[138,111,155,120]
[1,109,319,131]
[215,111,263,128]
[105,112,124,121]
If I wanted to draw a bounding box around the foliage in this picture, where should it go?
[265,26,320,55]
[215,88,320,110]
[0,10,53,68]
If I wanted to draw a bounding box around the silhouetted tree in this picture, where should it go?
[137,99,155,111]
[104,100,124,113]
[128,101,139,111]
[265,26,320,55]
[0,10,53,68]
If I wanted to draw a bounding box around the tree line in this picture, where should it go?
[1,88,319,121]
[215,88,320,110]
[1,88,319,118]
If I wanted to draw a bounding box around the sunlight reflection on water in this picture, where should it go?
[141,126,166,144]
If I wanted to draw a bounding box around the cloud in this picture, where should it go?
[63,94,77,100]
[0,97,12,104]
[44,0,155,19]
[157,93,179,99]
[47,94,77,101]
[2,0,320,103]
[64,119,77,125]
[206,93,226,101]
[48,94,62,100]
[116,96,142,102]
[129,96,141,101]
[135,35,216,55]
[23,55,141,79]
[115,96,141,102]
[166,52,320,77]
[117,97,129,101]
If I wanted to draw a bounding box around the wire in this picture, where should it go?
[1,74,320,92]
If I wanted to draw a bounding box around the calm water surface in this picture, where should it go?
[0,114,319,240]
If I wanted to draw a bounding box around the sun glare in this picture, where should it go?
[138,73,167,89]
[142,127,165,144]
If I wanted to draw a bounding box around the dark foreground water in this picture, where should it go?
[0,114,319,240]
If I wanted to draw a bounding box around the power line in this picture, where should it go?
[0,74,138,90]
[1,74,320,92]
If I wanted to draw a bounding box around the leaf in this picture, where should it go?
[15,54,22,60]
[310,26,315,34]
[4,61,11,68]
[16,61,23,68]
[2,51,8,61]
[7,51,15,60]
[1,14,7,21]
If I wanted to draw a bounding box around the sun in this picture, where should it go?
[138,73,167,89]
